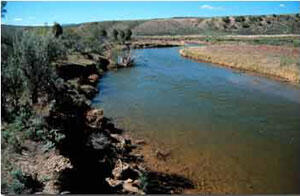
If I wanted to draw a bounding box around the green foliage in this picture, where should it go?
[249,16,259,22]
[2,129,23,153]
[222,17,230,24]
[52,22,63,38]
[293,39,300,47]
[112,29,118,41]
[40,175,51,183]
[1,55,25,121]
[12,31,65,104]
[242,23,250,28]
[100,29,107,37]
[61,29,82,53]
[125,29,132,40]
[61,25,108,54]
[9,169,43,194]
[2,105,32,153]
[235,16,245,22]
[139,173,149,192]
[10,178,25,194]
[118,30,125,42]
[1,31,68,155]
[91,26,106,41]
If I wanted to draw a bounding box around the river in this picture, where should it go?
[93,47,300,193]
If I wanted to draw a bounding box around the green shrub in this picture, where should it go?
[139,173,149,192]
[1,106,32,152]
[1,56,24,122]
[125,29,132,40]
[235,16,245,22]
[118,30,125,42]
[100,29,107,37]
[12,31,65,104]
[293,39,300,47]
[9,169,43,194]
[222,17,230,24]
[10,179,25,194]
[249,16,259,22]
[242,23,250,28]
[112,29,118,41]
[3,131,23,153]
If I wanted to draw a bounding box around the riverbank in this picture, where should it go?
[129,40,184,49]
[180,44,300,83]
[54,50,196,194]
[1,47,195,194]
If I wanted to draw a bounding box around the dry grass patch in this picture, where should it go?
[180,44,300,83]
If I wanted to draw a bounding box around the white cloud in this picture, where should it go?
[200,4,223,10]
[279,4,285,7]
[200,5,214,9]
[14,17,23,21]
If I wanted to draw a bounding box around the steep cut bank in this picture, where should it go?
[180,44,300,83]
[46,50,194,194]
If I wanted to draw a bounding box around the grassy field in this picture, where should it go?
[180,44,300,83]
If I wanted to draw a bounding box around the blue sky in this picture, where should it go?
[2,1,300,26]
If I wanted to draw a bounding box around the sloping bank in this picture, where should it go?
[48,50,193,194]
[179,44,300,83]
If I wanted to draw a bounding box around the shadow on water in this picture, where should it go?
[143,171,194,194]
[56,167,194,194]
[52,116,194,194]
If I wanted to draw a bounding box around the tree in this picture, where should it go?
[100,29,107,37]
[125,29,132,41]
[112,29,118,41]
[1,1,7,17]
[235,16,245,22]
[119,30,125,42]
[222,17,230,24]
[92,27,107,41]
[52,22,63,38]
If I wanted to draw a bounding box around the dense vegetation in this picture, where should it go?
[1,19,135,193]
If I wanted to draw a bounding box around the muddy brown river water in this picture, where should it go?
[93,47,300,193]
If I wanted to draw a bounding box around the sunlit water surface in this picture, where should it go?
[93,47,300,193]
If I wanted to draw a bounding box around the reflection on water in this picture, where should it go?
[93,47,300,193]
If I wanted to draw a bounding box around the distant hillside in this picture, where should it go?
[69,14,300,36]
[2,14,300,36]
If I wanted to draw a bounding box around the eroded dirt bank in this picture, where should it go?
[5,50,195,194]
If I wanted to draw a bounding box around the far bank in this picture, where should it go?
[180,44,300,83]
